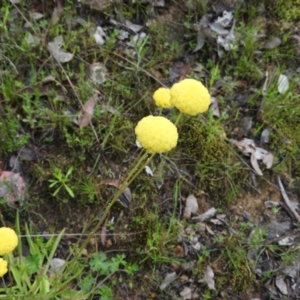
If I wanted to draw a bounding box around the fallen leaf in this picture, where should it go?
[94,26,107,45]
[278,74,289,94]
[183,195,198,219]
[199,266,215,290]
[42,75,56,83]
[125,20,143,33]
[192,207,217,222]
[250,152,263,176]
[25,32,41,47]
[242,116,253,135]
[103,179,120,188]
[127,32,147,47]
[262,152,274,169]
[217,20,236,51]
[180,287,192,299]
[260,37,281,50]
[30,12,44,20]
[49,258,66,277]
[88,62,107,85]
[230,138,274,175]
[160,272,176,290]
[275,275,288,295]
[209,22,229,35]
[209,97,220,117]
[145,166,153,176]
[47,36,74,63]
[173,245,184,257]
[193,32,205,52]
[9,156,23,173]
[101,218,108,246]
[50,0,64,27]
[78,93,98,128]
[278,236,294,246]
[260,127,272,146]
[118,187,132,208]
[215,10,233,27]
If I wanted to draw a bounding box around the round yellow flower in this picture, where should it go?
[0,227,18,255]
[153,88,172,108]
[0,258,8,277]
[135,116,178,153]
[170,78,211,116]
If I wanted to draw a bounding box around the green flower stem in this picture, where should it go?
[175,112,182,126]
[153,112,182,174]
[80,151,154,252]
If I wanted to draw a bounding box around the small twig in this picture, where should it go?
[277,176,300,222]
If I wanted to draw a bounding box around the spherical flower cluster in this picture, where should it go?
[170,78,211,116]
[0,227,18,256]
[135,116,178,153]
[0,227,18,277]
[153,88,172,108]
[0,258,8,277]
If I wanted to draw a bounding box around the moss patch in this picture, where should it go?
[178,117,247,203]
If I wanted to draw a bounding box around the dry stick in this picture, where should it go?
[277,176,300,222]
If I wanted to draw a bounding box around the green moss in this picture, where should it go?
[179,118,247,202]
[268,0,300,22]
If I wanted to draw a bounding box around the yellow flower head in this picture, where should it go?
[170,78,211,116]
[135,116,178,153]
[0,227,18,255]
[153,88,172,108]
[0,258,8,277]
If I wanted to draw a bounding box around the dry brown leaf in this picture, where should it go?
[78,93,98,128]
[101,218,108,246]
[250,152,263,176]
[199,266,216,290]
[183,194,198,219]
[47,36,74,63]
[209,97,220,117]
[103,179,120,187]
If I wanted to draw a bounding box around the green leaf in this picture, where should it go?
[65,185,75,198]
[79,274,94,293]
[25,254,41,274]
[89,253,110,275]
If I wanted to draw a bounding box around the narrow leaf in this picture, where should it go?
[78,93,98,128]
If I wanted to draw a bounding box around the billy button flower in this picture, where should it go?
[0,258,8,277]
[81,116,179,252]
[153,88,172,108]
[0,227,18,256]
[135,116,178,153]
[170,78,211,116]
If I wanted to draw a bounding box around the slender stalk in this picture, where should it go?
[174,112,182,126]
[79,151,153,252]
